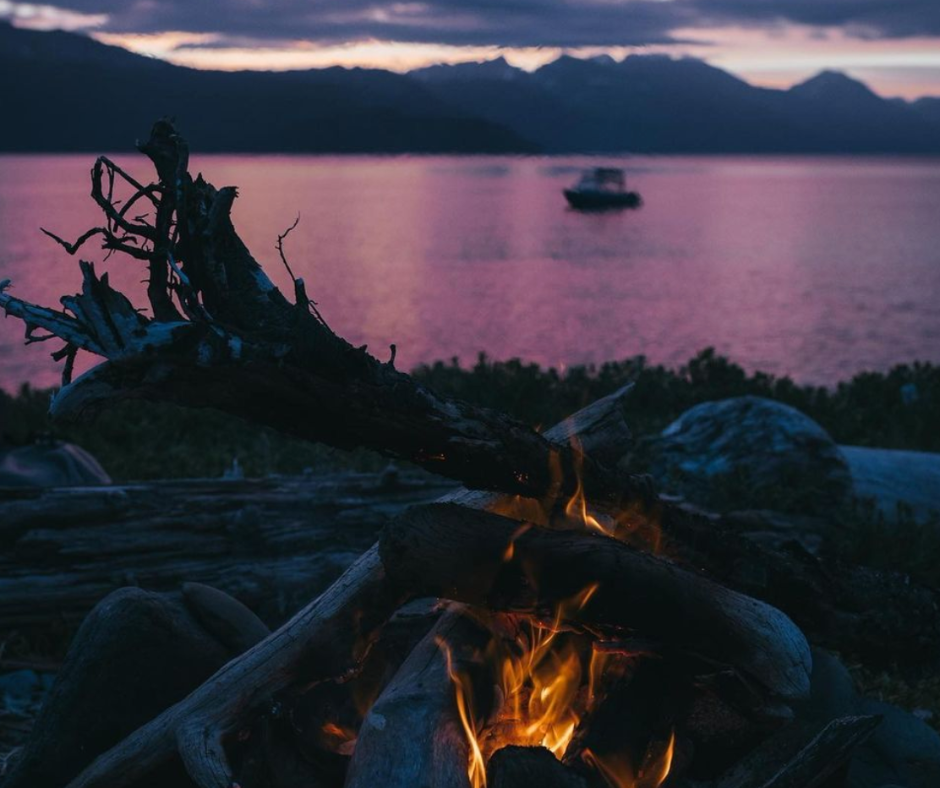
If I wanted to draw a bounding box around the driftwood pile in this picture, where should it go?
[2,120,939,788]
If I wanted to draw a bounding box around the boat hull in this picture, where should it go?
[563,189,642,211]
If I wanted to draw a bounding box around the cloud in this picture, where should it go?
[691,0,940,38]
[3,0,939,50]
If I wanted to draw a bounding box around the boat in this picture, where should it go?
[563,167,641,210]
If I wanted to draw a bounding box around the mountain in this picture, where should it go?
[415,55,940,153]
[0,23,535,153]
[912,97,940,127]
[2,23,939,154]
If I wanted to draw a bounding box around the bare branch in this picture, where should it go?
[41,227,108,256]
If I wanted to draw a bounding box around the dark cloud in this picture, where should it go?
[691,0,940,38]
[30,0,940,48]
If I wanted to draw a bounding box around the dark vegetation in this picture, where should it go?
[4,348,939,477]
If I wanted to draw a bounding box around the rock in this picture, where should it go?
[840,446,940,524]
[797,648,858,724]
[646,397,852,513]
[848,699,940,788]
[0,440,111,487]
[0,669,43,714]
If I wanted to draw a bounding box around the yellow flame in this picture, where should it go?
[437,637,488,788]
[582,730,675,788]
[564,436,618,538]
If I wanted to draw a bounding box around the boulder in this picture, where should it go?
[646,397,852,513]
[0,440,111,487]
[848,699,940,788]
[841,446,940,524]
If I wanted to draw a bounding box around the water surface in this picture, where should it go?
[2,154,939,391]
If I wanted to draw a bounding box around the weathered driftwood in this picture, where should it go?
[62,545,397,788]
[2,587,250,788]
[0,472,452,631]
[379,503,812,700]
[345,608,488,788]
[488,746,587,788]
[711,715,881,788]
[56,383,634,788]
[0,121,643,510]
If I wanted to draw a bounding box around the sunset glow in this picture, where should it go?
[1,0,938,97]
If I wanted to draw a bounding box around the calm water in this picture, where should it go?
[2,154,940,392]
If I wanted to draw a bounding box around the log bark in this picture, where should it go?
[379,503,812,700]
[488,747,588,788]
[0,471,452,631]
[345,608,489,788]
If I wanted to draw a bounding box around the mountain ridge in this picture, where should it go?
[2,23,939,154]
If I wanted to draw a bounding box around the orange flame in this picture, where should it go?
[439,586,608,788]
[437,636,488,788]
[320,721,358,756]
[582,731,675,788]
[565,437,615,537]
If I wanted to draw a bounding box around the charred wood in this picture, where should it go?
[380,503,812,700]
[345,608,490,788]
[488,746,588,788]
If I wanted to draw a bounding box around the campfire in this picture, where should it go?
[3,119,935,788]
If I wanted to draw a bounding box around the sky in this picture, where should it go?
[2,0,940,98]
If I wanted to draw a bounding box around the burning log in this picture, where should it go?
[380,503,812,700]
[345,608,489,788]
[487,746,587,788]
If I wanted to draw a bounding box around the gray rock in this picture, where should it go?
[647,397,852,512]
[848,699,940,788]
[796,648,858,723]
[0,440,111,487]
[841,446,940,524]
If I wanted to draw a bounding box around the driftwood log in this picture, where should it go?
[345,608,488,788]
[0,472,452,631]
[379,503,811,700]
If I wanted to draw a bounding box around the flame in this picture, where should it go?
[438,636,488,788]
[440,585,610,788]
[562,435,664,554]
[564,436,620,539]
[320,721,358,756]
[582,731,675,788]
[437,433,672,788]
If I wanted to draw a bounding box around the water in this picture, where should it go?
[2,154,940,392]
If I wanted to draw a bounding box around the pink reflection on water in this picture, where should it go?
[2,154,940,393]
